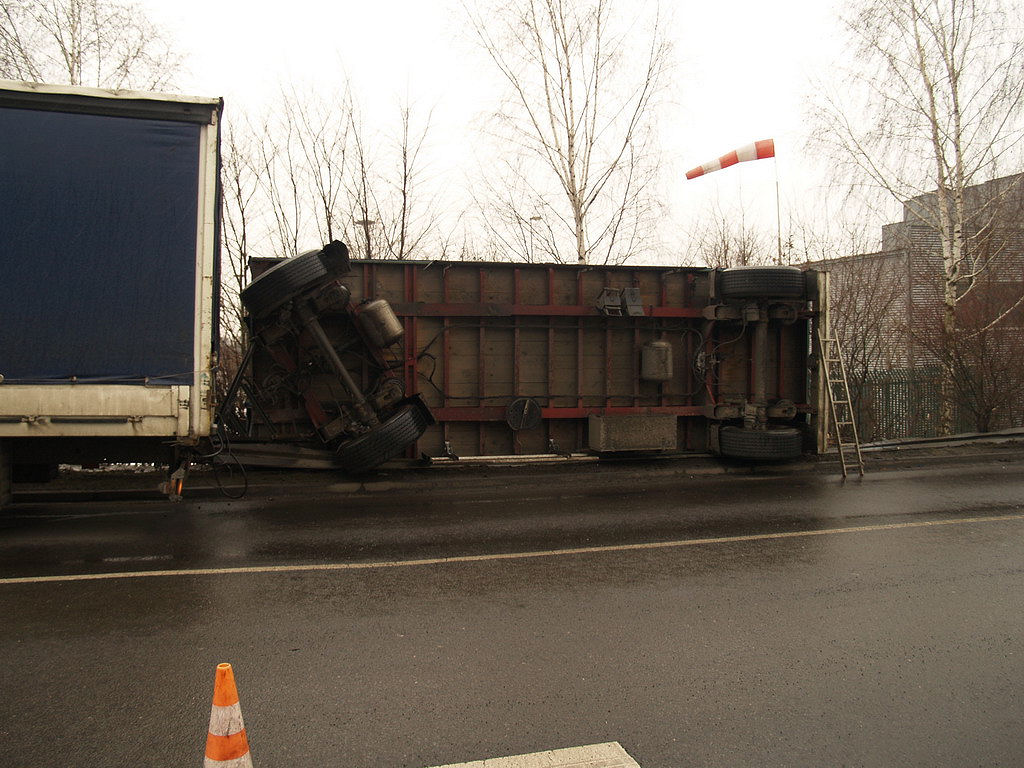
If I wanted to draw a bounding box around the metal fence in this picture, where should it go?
[851,367,1021,442]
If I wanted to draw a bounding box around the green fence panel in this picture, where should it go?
[852,367,979,442]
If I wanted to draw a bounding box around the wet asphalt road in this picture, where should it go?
[2,462,1024,767]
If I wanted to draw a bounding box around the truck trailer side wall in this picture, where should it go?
[248,258,825,459]
[0,81,221,468]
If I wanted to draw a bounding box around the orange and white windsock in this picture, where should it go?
[205,663,254,768]
[685,139,775,180]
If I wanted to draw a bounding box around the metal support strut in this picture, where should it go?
[295,302,379,427]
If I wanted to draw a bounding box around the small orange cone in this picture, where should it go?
[204,663,254,767]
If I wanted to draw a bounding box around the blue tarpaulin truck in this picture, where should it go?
[0,80,222,505]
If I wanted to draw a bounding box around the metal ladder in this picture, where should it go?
[817,329,865,478]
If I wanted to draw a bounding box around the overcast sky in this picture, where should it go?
[141,0,857,260]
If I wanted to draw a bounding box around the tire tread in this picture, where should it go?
[719,266,805,299]
[718,426,803,460]
[335,404,430,474]
[241,250,330,318]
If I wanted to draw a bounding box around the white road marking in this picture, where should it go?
[2,512,1022,586]
[101,554,174,563]
[424,741,640,768]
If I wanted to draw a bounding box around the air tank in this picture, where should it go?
[356,299,405,348]
[641,340,673,382]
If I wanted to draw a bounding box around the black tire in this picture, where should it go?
[718,426,803,461]
[719,266,806,299]
[335,403,430,474]
[241,249,330,319]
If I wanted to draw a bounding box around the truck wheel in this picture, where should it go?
[335,403,430,474]
[719,266,805,299]
[241,248,331,319]
[718,426,803,461]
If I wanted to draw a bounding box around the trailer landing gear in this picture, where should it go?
[160,458,190,501]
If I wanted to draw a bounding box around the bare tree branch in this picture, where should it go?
[0,0,182,90]
[807,0,1024,432]
[467,0,669,264]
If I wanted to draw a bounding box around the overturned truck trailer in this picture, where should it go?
[226,254,828,470]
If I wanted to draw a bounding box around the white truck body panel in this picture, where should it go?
[0,80,221,445]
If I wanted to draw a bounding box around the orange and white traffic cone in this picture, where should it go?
[204,663,254,767]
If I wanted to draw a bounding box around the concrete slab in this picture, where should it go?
[424,742,640,768]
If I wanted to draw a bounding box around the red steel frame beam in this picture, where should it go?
[632,309,640,408]
[604,272,612,408]
[430,404,811,421]
[478,267,486,454]
[513,268,522,396]
[388,302,701,318]
[575,271,584,448]
[546,268,556,451]
[631,271,642,408]
[658,273,667,409]
[514,268,521,454]
[434,405,703,420]
[442,267,451,449]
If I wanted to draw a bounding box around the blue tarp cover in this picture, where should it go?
[0,107,200,384]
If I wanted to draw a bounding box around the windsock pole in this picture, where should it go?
[775,158,783,264]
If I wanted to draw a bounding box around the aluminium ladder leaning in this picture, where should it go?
[816,330,865,478]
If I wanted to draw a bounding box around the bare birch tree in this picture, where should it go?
[0,0,182,89]
[468,0,669,264]
[926,267,1024,432]
[809,0,1024,431]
